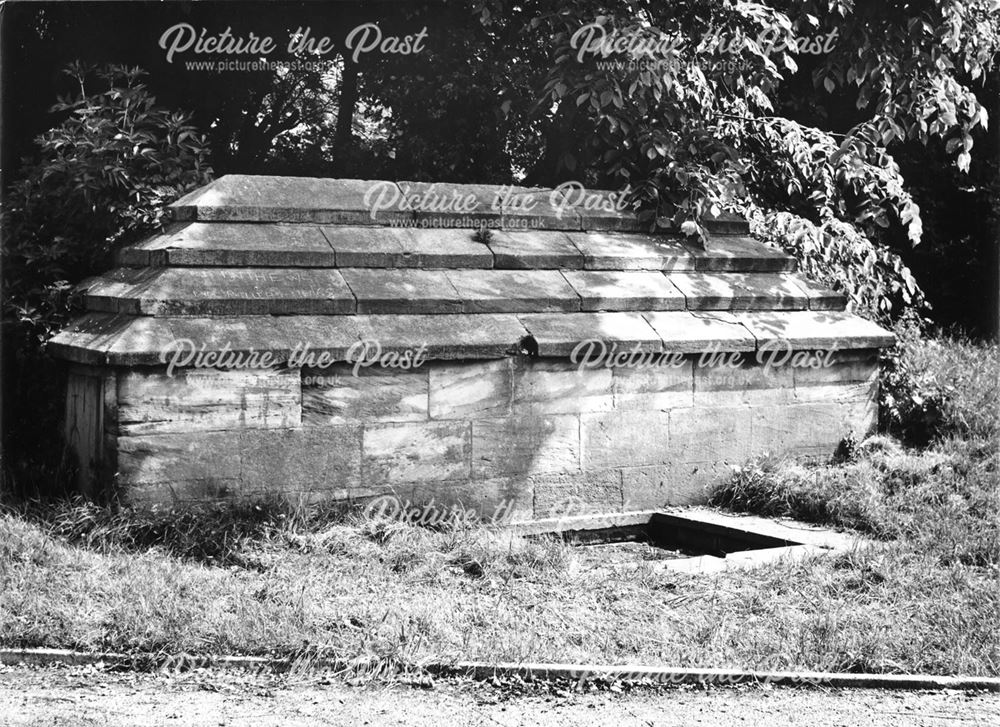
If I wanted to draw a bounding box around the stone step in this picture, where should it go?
[78,268,838,316]
[168,174,752,235]
[79,268,357,316]
[668,273,842,311]
[48,309,893,366]
[119,223,794,273]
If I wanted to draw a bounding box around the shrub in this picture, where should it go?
[748,209,926,323]
[2,61,212,347]
[879,322,999,445]
[1,62,212,497]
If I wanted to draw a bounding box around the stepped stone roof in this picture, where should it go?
[49,175,894,366]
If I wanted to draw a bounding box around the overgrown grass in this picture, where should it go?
[2,489,997,675]
[880,320,999,445]
[710,436,999,566]
[1,334,997,676]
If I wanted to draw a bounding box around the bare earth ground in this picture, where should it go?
[1,667,998,726]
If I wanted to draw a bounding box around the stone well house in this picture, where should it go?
[49,176,892,521]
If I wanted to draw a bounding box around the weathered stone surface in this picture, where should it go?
[117,430,241,486]
[116,229,177,267]
[670,406,752,463]
[786,277,846,310]
[342,268,463,314]
[127,478,244,505]
[846,394,879,436]
[620,465,673,511]
[170,175,413,225]
[265,316,365,363]
[512,359,613,414]
[165,316,351,366]
[117,367,301,436]
[429,359,513,419]
[396,181,507,225]
[621,463,726,509]
[501,187,582,230]
[122,222,337,268]
[487,230,584,269]
[363,421,472,484]
[581,411,671,470]
[241,426,363,493]
[395,229,494,268]
[660,460,733,507]
[323,227,492,268]
[445,269,581,313]
[302,364,428,424]
[750,402,856,456]
[353,314,527,359]
[793,377,878,406]
[531,470,624,519]
[693,236,795,273]
[61,314,360,368]
[47,314,143,366]
[693,356,794,407]
[85,268,356,316]
[320,226,415,267]
[791,349,879,386]
[734,311,895,350]
[553,188,644,232]
[562,270,685,311]
[641,311,756,353]
[76,268,160,314]
[567,232,694,270]
[518,312,663,357]
[612,357,694,410]
[667,273,811,311]
[472,414,580,478]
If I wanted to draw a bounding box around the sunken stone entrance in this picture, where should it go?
[49,175,893,520]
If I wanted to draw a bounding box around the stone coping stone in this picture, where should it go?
[323,226,492,268]
[79,267,835,317]
[445,269,581,313]
[666,272,843,311]
[79,268,357,316]
[732,310,896,350]
[486,230,584,269]
[352,314,529,359]
[516,312,665,357]
[341,268,464,314]
[566,231,695,271]
[117,222,337,268]
[641,311,757,353]
[169,175,752,234]
[170,175,413,225]
[48,309,893,365]
[690,236,796,272]
[118,225,792,273]
[562,270,686,311]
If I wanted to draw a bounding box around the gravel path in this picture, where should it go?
[1,666,998,726]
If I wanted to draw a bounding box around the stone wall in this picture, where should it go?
[85,349,878,520]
